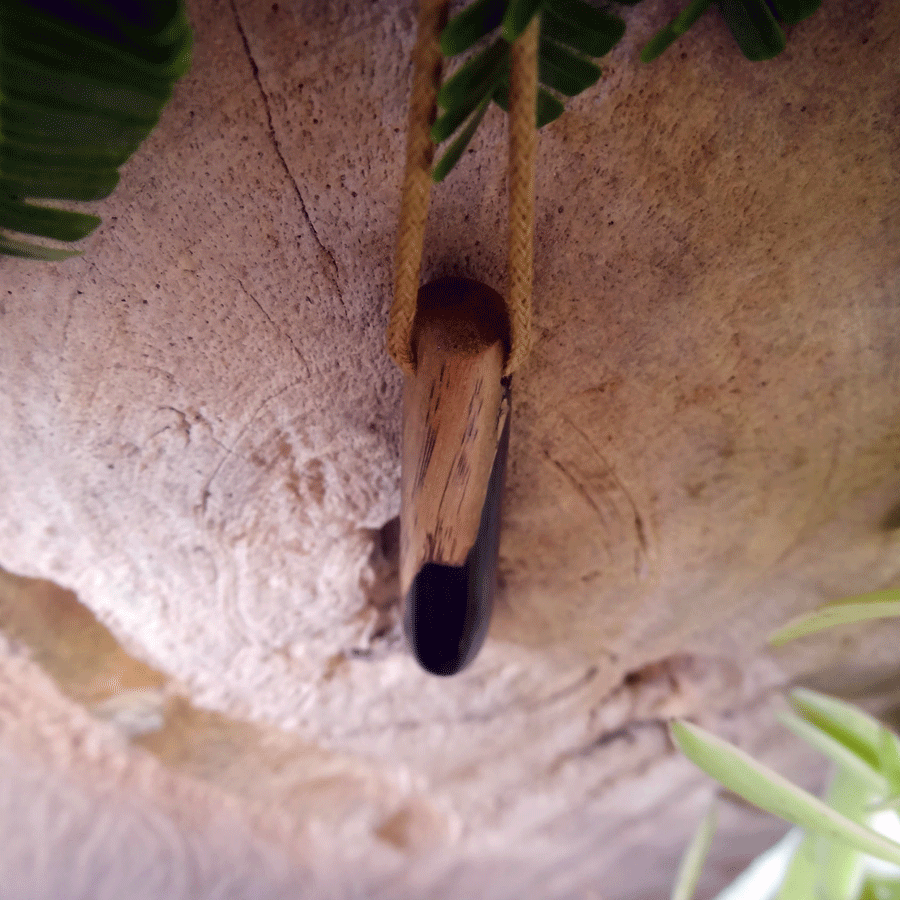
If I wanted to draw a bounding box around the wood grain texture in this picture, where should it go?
[400,277,510,598]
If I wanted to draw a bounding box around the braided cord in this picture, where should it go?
[388,2,538,376]
[387,0,448,373]
[504,15,538,374]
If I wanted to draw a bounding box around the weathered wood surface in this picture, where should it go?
[1,0,899,896]
[400,278,508,591]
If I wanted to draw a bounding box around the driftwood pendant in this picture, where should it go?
[401,277,511,676]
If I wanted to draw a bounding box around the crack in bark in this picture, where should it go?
[238,279,311,378]
[228,0,344,309]
[563,717,671,761]
[561,413,652,577]
[542,449,610,530]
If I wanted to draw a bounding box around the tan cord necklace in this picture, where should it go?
[387,1,538,676]
[387,0,537,376]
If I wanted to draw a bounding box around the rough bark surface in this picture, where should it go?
[1,0,898,896]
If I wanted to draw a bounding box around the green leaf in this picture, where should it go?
[543,7,625,57]
[545,0,627,34]
[432,93,493,183]
[769,588,900,645]
[432,71,504,143]
[773,831,821,900]
[0,233,82,260]
[0,97,157,151]
[441,0,506,56]
[0,0,192,258]
[869,794,900,813]
[879,726,900,794]
[5,30,176,99]
[2,51,167,123]
[671,799,718,900]
[0,140,131,170]
[768,0,822,25]
[717,0,786,61]
[0,168,120,202]
[788,688,900,780]
[818,766,880,900]
[777,710,887,792]
[670,720,900,867]
[773,766,875,900]
[0,198,100,241]
[1,120,145,156]
[0,4,189,83]
[639,0,714,63]
[437,39,509,111]
[859,877,900,900]
[493,80,565,126]
[502,0,543,43]
[2,0,193,76]
[539,37,601,96]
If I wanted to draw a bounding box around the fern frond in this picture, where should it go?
[641,0,822,63]
[0,0,192,259]
[433,0,632,182]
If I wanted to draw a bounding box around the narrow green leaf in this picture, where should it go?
[502,0,543,43]
[859,877,900,900]
[2,52,167,123]
[670,720,900,867]
[0,5,189,84]
[0,99,156,149]
[437,39,509,111]
[869,794,900,813]
[671,799,718,900]
[1,122,144,156]
[0,199,100,242]
[545,0,628,34]
[770,589,900,645]
[774,774,876,900]
[1,148,120,182]
[879,727,900,794]
[773,831,821,900]
[432,94,493,183]
[0,168,120,202]
[717,0,786,61]
[639,0,714,63]
[5,29,175,98]
[0,0,193,75]
[768,0,822,25]
[543,8,625,57]
[0,233,82,260]
[441,0,506,56]
[536,89,565,126]
[1,141,131,170]
[539,37,601,96]
[777,710,887,792]
[789,688,897,778]
[818,766,879,900]
[432,72,503,142]
[493,81,565,126]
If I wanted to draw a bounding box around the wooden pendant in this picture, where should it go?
[401,277,511,676]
